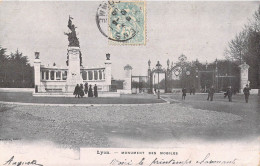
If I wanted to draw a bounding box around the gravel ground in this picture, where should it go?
[0,92,164,104]
[0,101,249,148]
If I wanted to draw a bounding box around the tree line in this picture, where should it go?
[224,5,260,89]
[0,46,34,88]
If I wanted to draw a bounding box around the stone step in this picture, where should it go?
[32,91,120,97]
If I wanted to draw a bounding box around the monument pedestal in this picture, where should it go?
[239,62,250,93]
[66,46,83,92]
[121,64,132,94]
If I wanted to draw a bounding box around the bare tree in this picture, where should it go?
[224,5,260,88]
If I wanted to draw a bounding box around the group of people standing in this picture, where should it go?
[73,83,98,98]
[207,85,251,103]
[181,86,196,100]
[181,84,251,103]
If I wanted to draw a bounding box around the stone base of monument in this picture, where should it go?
[117,89,132,94]
[32,91,120,97]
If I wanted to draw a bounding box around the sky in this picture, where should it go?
[0,1,259,79]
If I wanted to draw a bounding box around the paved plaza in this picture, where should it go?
[0,92,164,104]
[0,92,259,149]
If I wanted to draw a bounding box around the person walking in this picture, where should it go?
[79,83,84,98]
[207,86,215,101]
[73,84,80,98]
[88,84,93,97]
[207,87,211,101]
[94,84,98,98]
[182,88,187,100]
[189,87,192,95]
[226,86,233,102]
[243,84,250,103]
[192,85,195,95]
[84,82,88,95]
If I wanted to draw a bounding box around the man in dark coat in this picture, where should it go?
[207,86,215,101]
[94,84,98,98]
[182,88,187,100]
[79,84,84,98]
[88,84,93,97]
[243,84,250,103]
[84,82,88,95]
[192,86,195,95]
[226,86,233,102]
[73,84,80,98]
[207,87,210,101]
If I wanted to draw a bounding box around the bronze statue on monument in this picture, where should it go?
[64,16,82,66]
[64,16,80,47]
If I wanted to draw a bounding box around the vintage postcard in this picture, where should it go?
[0,1,259,166]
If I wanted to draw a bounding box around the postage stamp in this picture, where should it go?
[108,1,146,45]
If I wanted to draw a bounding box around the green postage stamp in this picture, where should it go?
[108,1,146,45]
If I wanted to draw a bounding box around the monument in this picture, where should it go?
[64,16,83,91]
[122,64,133,94]
[239,62,250,92]
[33,17,115,96]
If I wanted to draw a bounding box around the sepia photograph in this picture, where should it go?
[0,1,259,165]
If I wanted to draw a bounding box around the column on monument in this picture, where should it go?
[45,70,48,80]
[92,71,94,80]
[57,71,61,80]
[87,70,89,80]
[54,71,56,80]
[100,70,102,80]
[103,70,105,80]
[99,70,102,80]
[49,71,51,80]
[41,71,43,80]
[97,70,100,80]
[44,71,46,80]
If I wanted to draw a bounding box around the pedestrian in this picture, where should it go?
[226,86,233,102]
[209,86,215,101]
[207,87,211,101]
[243,84,250,103]
[189,87,192,95]
[84,82,88,95]
[88,84,93,97]
[207,86,215,101]
[79,83,84,98]
[192,85,195,95]
[182,88,187,100]
[94,84,98,97]
[73,84,80,98]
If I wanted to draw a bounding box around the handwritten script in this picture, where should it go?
[109,153,237,166]
[3,156,43,166]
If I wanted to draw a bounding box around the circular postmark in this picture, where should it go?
[96,1,108,38]
[96,1,144,43]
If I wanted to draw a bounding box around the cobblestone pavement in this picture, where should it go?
[0,92,164,104]
[0,93,258,149]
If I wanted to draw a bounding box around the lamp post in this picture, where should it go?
[156,61,162,99]
[148,60,151,93]
[215,58,218,92]
[195,59,200,91]
[154,74,155,93]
